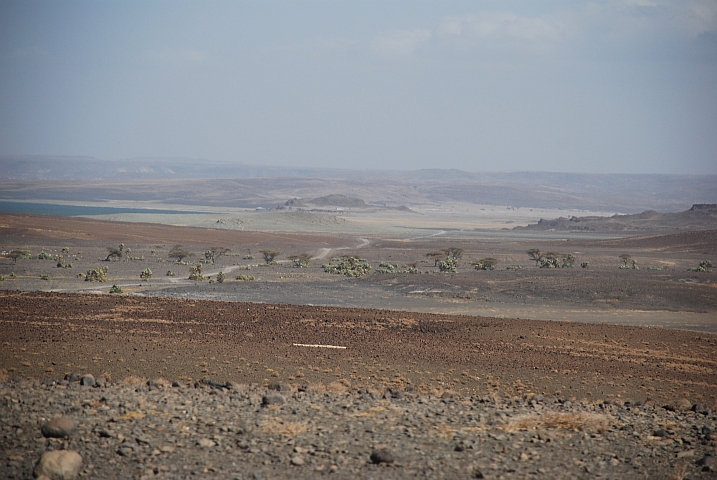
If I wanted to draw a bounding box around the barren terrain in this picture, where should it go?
[1,210,716,479]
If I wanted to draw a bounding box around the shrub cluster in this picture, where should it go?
[323,256,372,277]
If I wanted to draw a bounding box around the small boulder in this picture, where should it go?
[370,449,395,464]
[35,450,82,480]
[699,454,716,472]
[79,374,95,387]
[262,394,286,406]
[41,417,77,438]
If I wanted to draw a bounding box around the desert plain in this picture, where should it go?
[1,172,716,479]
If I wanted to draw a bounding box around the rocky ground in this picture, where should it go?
[1,375,716,480]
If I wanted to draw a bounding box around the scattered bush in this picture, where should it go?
[109,284,123,294]
[189,264,205,281]
[61,247,69,254]
[688,260,712,273]
[166,270,176,277]
[85,266,109,282]
[38,251,52,260]
[580,262,589,268]
[472,257,499,271]
[646,266,664,271]
[376,262,397,274]
[323,256,372,277]
[437,257,458,273]
[0,275,4,281]
[40,274,50,280]
[216,271,225,283]
[235,274,255,281]
[506,265,522,270]
[288,253,312,268]
[56,256,73,268]
[243,254,255,260]
[140,268,152,281]
[9,272,16,279]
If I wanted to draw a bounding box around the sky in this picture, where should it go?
[1,0,716,174]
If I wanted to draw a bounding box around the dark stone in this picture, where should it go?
[201,378,228,390]
[698,454,716,472]
[298,385,308,393]
[66,373,79,383]
[653,429,670,438]
[80,374,95,387]
[473,468,485,479]
[262,394,286,406]
[370,449,395,464]
[147,379,159,390]
[172,381,181,388]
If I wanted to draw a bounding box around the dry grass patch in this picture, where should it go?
[504,412,613,433]
[122,375,147,385]
[260,417,310,435]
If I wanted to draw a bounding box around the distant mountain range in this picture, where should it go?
[1,155,716,213]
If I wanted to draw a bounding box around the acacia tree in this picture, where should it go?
[527,249,542,266]
[619,254,632,267]
[5,249,31,264]
[425,251,446,267]
[205,246,231,264]
[260,249,280,264]
[442,247,464,259]
[105,244,124,262]
[169,245,192,263]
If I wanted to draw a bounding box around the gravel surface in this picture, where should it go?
[2,377,715,479]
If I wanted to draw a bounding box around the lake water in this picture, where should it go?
[0,201,206,217]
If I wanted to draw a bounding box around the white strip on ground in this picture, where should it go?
[292,343,347,349]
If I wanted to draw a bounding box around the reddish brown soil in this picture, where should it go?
[2,292,715,407]
[0,213,349,246]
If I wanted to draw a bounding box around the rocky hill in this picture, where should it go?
[515,204,717,232]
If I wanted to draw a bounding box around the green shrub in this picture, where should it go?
[471,258,499,271]
[85,266,109,282]
[235,274,255,281]
[323,256,372,277]
[437,257,458,273]
[216,271,225,283]
[140,268,152,281]
[109,284,123,294]
[38,251,52,260]
[189,264,205,281]
[40,274,50,281]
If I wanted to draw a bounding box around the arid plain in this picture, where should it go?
[1,172,716,479]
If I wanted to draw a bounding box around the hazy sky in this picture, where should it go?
[1,1,716,174]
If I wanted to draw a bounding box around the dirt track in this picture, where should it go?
[2,292,715,407]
